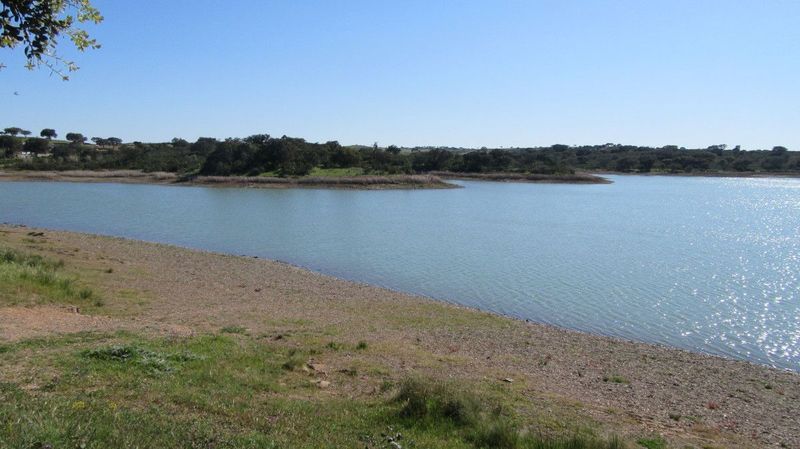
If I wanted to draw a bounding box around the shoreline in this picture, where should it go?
[0,170,458,190]
[591,170,800,179]
[1,224,798,448]
[430,170,612,184]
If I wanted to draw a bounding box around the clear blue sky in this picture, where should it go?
[2,1,798,149]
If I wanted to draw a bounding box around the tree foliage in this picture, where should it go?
[3,129,799,177]
[0,0,103,79]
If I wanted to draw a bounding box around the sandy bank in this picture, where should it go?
[0,170,457,190]
[0,225,797,448]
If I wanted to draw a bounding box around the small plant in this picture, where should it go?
[105,268,114,274]
[394,378,483,426]
[282,354,307,371]
[78,288,93,300]
[603,375,629,384]
[220,325,247,335]
[356,341,368,350]
[325,341,343,351]
[82,344,200,374]
[637,436,667,449]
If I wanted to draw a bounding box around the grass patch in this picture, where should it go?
[307,167,365,177]
[0,331,633,449]
[393,378,624,449]
[82,344,203,374]
[637,436,667,449]
[602,375,629,384]
[282,349,308,371]
[220,325,247,335]
[356,340,368,350]
[0,246,99,309]
[325,341,343,351]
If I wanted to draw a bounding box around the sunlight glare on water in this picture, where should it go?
[1,175,798,370]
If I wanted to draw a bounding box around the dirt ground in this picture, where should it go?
[1,224,797,448]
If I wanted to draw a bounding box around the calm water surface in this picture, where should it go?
[1,176,798,370]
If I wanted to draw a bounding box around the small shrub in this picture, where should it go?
[82,344,198,374]
[602,375,629,384]
[637,436,667,449]
[282,354,307,371]
[325,341,343,351]
[356,341,368,350]
[220,325,246,335]
[78,288,93,300]
[469,420,519,449]
[394,378,482,426]
[84,345,138,362]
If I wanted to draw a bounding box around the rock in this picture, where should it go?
[314,380,330,388]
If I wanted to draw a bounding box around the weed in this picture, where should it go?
[356,341,369,350]
[602,375,629,384]
[220,325,247,335]
[325,341,343,351]
[637,436,667,449]
[282,353,307,371]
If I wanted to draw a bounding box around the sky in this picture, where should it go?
[1,0,799,149]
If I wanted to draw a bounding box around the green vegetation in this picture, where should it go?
[0,331,625,449]
[392,378,624,449]
[602,375,629,384]
[220,325,247,335]
[636,437,667,449]
[0,0,103,78]
[0,246,98,309]
[2,128,798,177]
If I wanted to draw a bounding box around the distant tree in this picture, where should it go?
[0,134,22,156]
[20,129,31,136]
[171,137,189,147]
[3,127,23,136]
[386,145,401,155]
[23,137,49,155]
[0,0,103,79]
[65,132,86,144]
[40,128,57,139]
[106,137,122,147]
[772,146,789,154]
[91,137,107,146]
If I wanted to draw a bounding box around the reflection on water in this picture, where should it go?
[1,175,798,370]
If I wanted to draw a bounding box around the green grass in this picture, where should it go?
[0,246,99,309]
[636,437,667,449]
[602,375,630,384]
[259,167,365,178]
[0,332,628,449]
[307,167,364,177]
[220,325,247,335]
[393,378,625,449]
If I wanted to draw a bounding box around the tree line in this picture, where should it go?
[1,128,798,176]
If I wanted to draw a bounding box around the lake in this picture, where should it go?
[1,176,798,370]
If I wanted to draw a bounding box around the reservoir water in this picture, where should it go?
[1,176,798,370]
